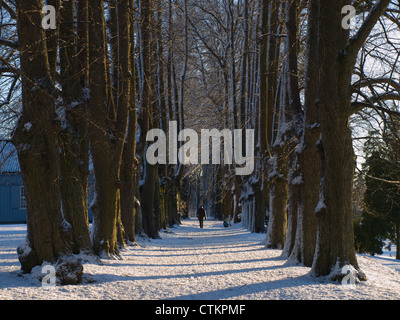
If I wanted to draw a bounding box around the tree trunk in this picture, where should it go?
[311,0,391,280]
[58,0,93,256]
[263,0,285,248]
[291,126,320,266]
[311,0,360,279]
[266,146,288,249]
[266,0,281,144]
[254,179,266,233]
[289,0,319,267]
[283,162,299,257]
[167,178,180,227]
[312,113,361,279]
[141,161,160,238]
[14,0,75,273]
[138,0,160,238]
[120,0,138,244]
[156,0,169,231]
[121,152,139,243]
[396,222,400,260]
[88,0,130,257]
[163,0,188,228]
[266,0,301,249]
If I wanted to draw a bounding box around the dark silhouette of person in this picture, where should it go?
[196,205,207,228]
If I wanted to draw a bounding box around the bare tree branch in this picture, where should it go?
[346,0,391,62]
[352,77,400,91]
[0,38,18,49]
[0,0,17,19]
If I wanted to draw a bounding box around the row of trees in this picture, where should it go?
[182,0,399,281]
[0,0,399,283]
[1,0,192,283]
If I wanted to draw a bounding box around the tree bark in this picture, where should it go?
[289,0,319,267]
[13,0,74,272]
[88,0,130,257]
[138,0,160,238]
[120,0,139,244]
[310,0,391,279]
[311,0,357,277]
[156,0,169,230]
[58,0,93,256]
[266,144,288,249]
[164,0,188,228]
[266,0,303,250]
[283,161,299,257]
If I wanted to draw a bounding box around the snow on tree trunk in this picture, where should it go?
[288,0,319,267]
[13,0,80,277]
[310,0,391,280]
[58,0,93,256]
[88,0,131,257]
[266,0,302,250]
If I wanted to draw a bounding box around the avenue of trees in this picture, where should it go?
[0,0,399,284]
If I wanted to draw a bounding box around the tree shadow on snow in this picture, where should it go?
[170,274,314,300]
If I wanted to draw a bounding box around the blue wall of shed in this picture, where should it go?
[0,173,26,224]
[0,173,93,224]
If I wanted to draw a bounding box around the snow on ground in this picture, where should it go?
[1,219,400,300]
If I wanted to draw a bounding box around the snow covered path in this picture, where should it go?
[1,219,400,300]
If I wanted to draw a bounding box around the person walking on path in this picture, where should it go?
[196,205,207,228]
